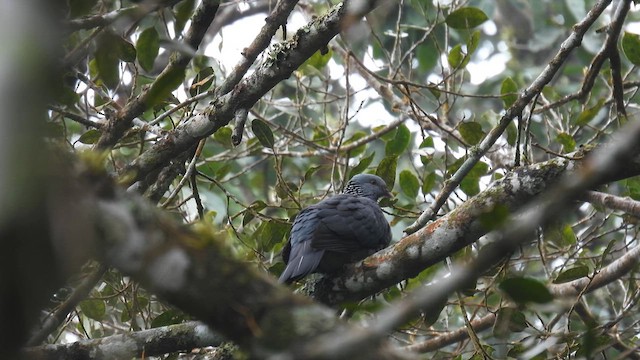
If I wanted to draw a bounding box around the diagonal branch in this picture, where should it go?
[94,0,221,150]
[404,0,614,234]
[215,0,301,98]
[300,105,640,360]
[121,0,387,185]
[60,153,407,358]
[26,264,108,346]
[313,145,640,306]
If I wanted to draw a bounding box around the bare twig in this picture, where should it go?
[160,139,206,208]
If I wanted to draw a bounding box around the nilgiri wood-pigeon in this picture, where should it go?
[278,174,392,284]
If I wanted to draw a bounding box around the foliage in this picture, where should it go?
[37,0,640,358]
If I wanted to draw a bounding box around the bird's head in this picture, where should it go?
[343,174,392,200]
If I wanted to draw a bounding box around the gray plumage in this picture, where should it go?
[278,174,392,284]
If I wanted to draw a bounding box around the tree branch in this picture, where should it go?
[121,0,387,185]
[60,155,408,358]
[66,1,181,31]
[581,190,640,218]
[314,145,640,306]
[295,106,640,360]
[94,0,221,150]
[26,264,108,346]
[23,321,224,360]
[404,0,614,234]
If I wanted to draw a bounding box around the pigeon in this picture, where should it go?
[278,174,392,284]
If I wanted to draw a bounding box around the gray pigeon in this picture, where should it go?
[278,174,392,284]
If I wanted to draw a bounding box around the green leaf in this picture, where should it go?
[448,44,469,69]
[350,152,375,176]
[547,224,577,247]
[416,40,439,72]
[501,77,518,108]
[79,299,106,321]
[460,161,489,196]
[77,129,101,144]
[458,121,485,145]
[95,32,121,89]
[137,27,160,72]
[625,178,640,200]
[376,156,398,189]
[212,126,233,148]
[506,121,518,146]
[573,98,605,125]
[385,124,411,156]
[553,266,589,283]
[252,119,275,149]
[343,131,368,157]
[399,170,420,198]
[145,67,186,107]
[560,224,577,245]
[422,172,436,194]
[189,66,215,97]
[151,310,185,328]
[255,220,291,251]
[499,277,553,304]
[304,165,322,182]
[467,30,481,55]
[556,132,576,152]
[493,308,527,338]
[598,239,616,268]
[478,204,510,231]
[302,49,333,72]
[445,7,488,29]
[622,31,640,66]
[576,334,612,358]
[68,0,98,18]
[174,0,197,35]
[243,200,268,226]
[419,136,434,148]
[116,37,136,63]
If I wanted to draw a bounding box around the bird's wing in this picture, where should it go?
[311,195,391,252]
[278,239,324,284]
[278,207,325,283]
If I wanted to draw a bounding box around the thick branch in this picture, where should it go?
[23,321,223,360]
[65,159,406,358]
[296,103,640,360]
[314,147,640,306]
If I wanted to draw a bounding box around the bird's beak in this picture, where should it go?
[383,189,392,198]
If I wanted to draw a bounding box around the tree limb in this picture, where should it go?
[23,321,223,360]
[404,0,614,234]
[62,155,408,358]
[95,0,221,150]
[122,0,387,185]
